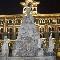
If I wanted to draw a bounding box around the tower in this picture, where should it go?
[21,0,40,15]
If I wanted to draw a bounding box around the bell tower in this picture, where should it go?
[20,0,40,15]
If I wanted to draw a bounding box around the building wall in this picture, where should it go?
[0,14,60,48]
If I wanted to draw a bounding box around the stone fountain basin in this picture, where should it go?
[0,56,55,60]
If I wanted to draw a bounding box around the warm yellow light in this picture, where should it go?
[1,43,2,46]
[45,44,46,46]
[57,52,60,57]
[9,43,10,46]
[26,0,33,3]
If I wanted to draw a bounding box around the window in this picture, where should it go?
[15,19,21,24]
[34,19,38,24]
[0,20,3,25]
[10,28,13,32]
[57,19,60,24]
[52,33,55,38]
[39,20,42,24]
[49,27,51,32]
[43,20,44,23]
[1,28,3,33]
[33,8,36,11]
[58,27,60,31]
[18,20,21,24]
[0,33,2,39]
[16,33,18,39]
[42,28,44,32]
[52,27,54,31]
[7,20,13,24]
[7,28,9,32]
[9,20,12,23]
[50,19,52,23]
[16,28,18,32]
[41,20,42,23]
[40,28,41,32]
[59,33,60,36]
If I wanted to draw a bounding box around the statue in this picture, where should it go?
[48,32,54,56]
[2,36,10,56]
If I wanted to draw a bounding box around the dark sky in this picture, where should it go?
[0,0,60,14]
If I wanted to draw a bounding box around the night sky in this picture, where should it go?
[0,0,60,14]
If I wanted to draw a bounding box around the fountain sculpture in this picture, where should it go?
[13,0,43,57]
[48,32,54,56]
[2,36,10,56]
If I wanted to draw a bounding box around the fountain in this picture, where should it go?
[12,0,44,57]
[0,0,55,60]
[38,33,44,56]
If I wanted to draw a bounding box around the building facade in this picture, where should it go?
[0,14,60,48]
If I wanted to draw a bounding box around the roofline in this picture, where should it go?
[0,13,60,17]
